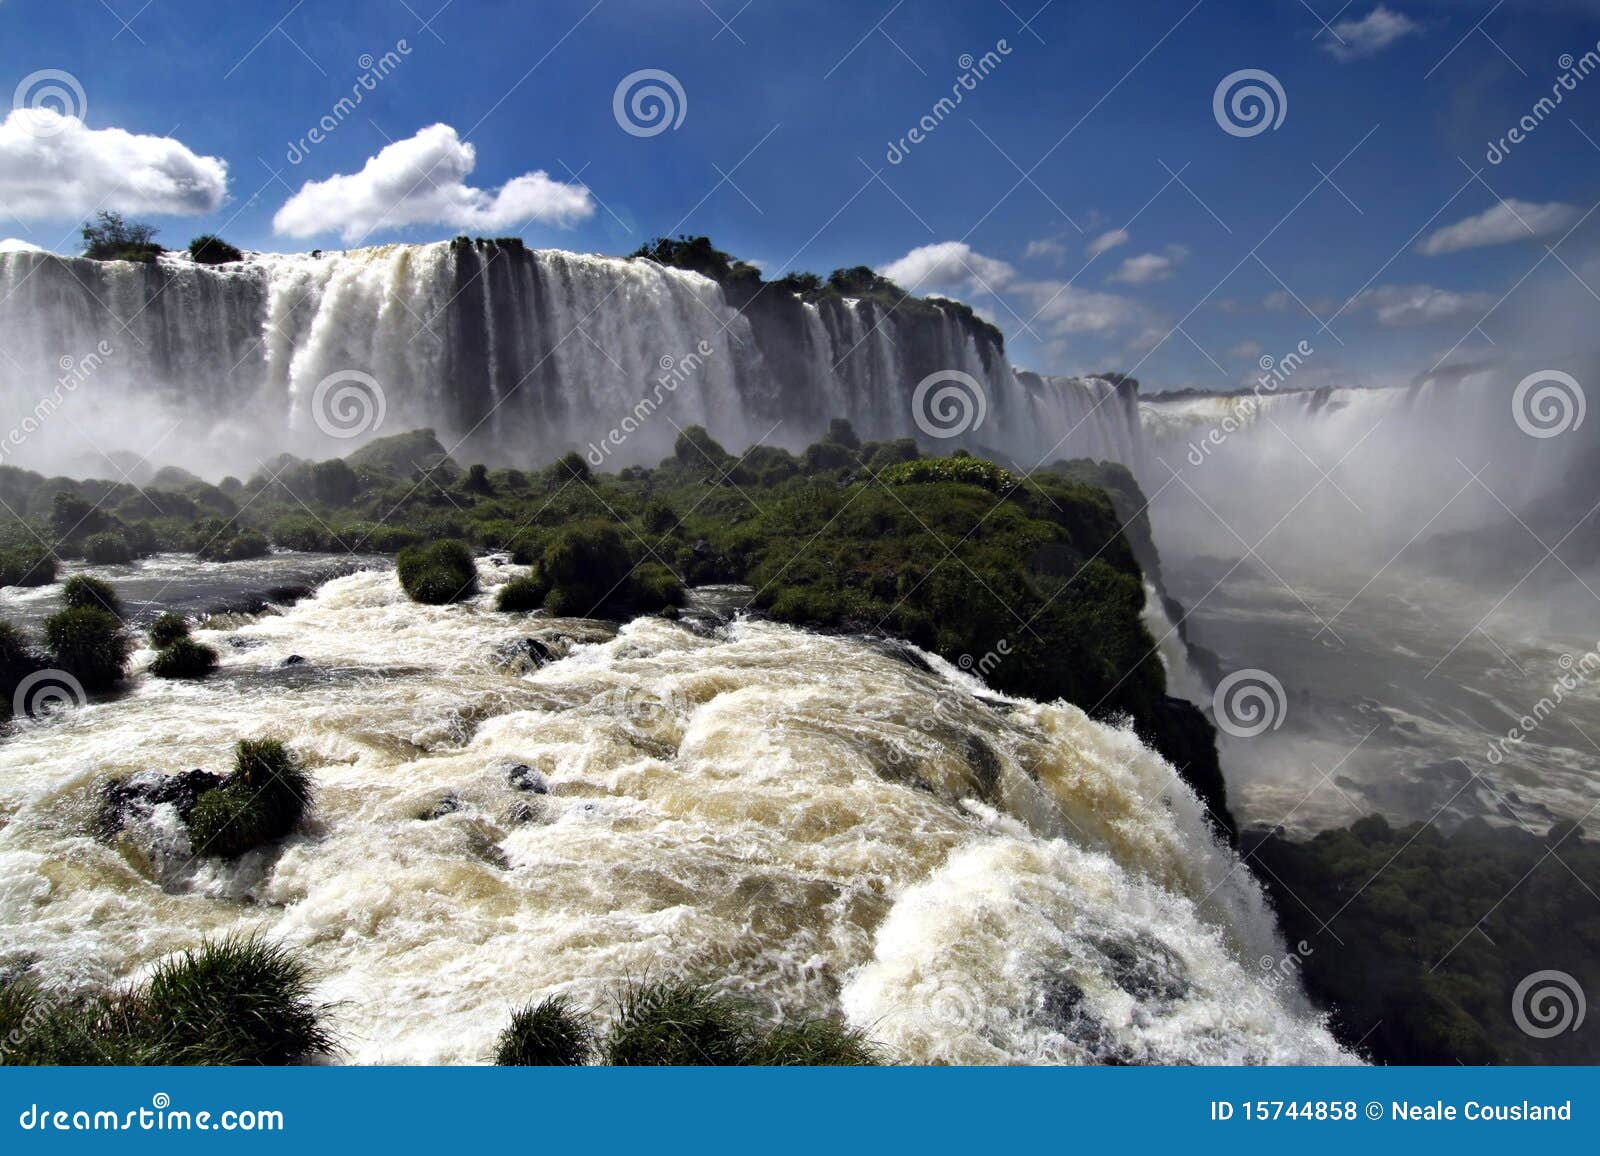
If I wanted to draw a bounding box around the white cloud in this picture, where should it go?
[273,124,594,243]
[1085,228,1130,259]
[878,240,1016,295]
[1352,283,1496,326]
[1023,237,1068,262]
[1108,245,1188,285]
[0,110,226,219]
[1012,278,1148,337]
[1417,199,1582,255]
[0,237,45,252]
[1323,6,1420,61]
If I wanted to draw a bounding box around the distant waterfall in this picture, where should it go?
[0,243,1145,478]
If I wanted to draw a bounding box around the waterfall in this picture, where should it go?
[0,243,1146,478]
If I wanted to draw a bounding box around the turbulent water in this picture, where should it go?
[0,245,1141,476]
[0,560,1347,1065]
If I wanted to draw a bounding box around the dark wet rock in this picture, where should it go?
[281,654,306,667]
[506,764,550,794]
[96,768,226,839]
[862,637,935,674]
[500,800,543,826]
[491,636,561,673]
[962,734,1002,800]
[225,636,265,651]
[1092,932,1190,1003]
[416,792,461,820]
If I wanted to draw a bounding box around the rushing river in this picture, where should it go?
[0,558,1348,1065]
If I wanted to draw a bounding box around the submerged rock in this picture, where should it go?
[506,764,550,794]
[96,768,225,839]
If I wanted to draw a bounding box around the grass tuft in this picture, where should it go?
[493,995,594,1065]
[149,638,219,680]
[186,739,312,858]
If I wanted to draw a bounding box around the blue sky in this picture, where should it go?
[2,0,1598,390]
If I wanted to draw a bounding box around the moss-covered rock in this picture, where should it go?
[396,539,479,604]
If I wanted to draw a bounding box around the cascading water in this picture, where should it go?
[0,561,1348,1064]
[0,244,1146,478]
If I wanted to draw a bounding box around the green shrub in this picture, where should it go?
[629,563,685,612]
[147,612,191,648]
[61,574,124,617]
[82,532,134,564]
[494,995,593,1065]
[198,529,270,562]
[602,980,760,1066]
[186,739,312,858]
[496,572,550,612]
[396,540,478,604]
[269,515,337,552]
[346,522,424,553]
[878,456,1018,492]
[149,638,219,680]
[540,521,631,614]
[138,935,334,1064]
[309,459,360,505]
[43,606,130,690]
[0,547,57,588]
[744,1017,881,1066]
[187,234,244,265]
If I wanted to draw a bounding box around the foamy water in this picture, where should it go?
[0,562,1348,1064]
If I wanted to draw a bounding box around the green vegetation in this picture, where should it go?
[396,539,479,604]
[187,234,244,265]
[186,739,312,858]
[0,546,56,588]
[493,995,594,1065]
[495,572,550,612]
[43,606,129,690]
[147,612,191,648]
[0,935,334,1065]
[61,574,123,617]
[149,637,219,680]
[82,531,134,564]
[197,528,270,562]
[1250,816,1600,1064]
[0,619,41,712]
[80,211,162,263]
